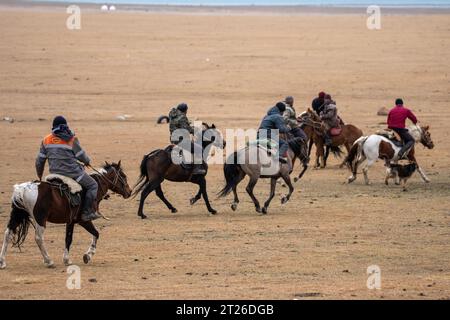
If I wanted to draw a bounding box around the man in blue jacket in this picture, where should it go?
[258,102,291,163]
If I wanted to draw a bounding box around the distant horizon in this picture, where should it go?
[28,0,450,8]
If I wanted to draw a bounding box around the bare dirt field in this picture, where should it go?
[0,6,449,299]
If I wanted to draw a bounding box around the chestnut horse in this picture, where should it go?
[0,162,132,269]
[299,109,363,168]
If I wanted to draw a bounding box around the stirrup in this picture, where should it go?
[82,212,102,222]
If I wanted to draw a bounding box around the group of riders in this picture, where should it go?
[36,95,419,222]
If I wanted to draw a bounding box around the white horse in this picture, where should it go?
[345,125,434,185]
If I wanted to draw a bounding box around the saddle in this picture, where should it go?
[165,145,203,171]
[376,129,403,147]
[44,174,82,207]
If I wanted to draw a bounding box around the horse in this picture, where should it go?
[299,109,363,168]
[218,137,308,214]
[0,162,132,269]
[345,125,434,185]
[133,123,225,219]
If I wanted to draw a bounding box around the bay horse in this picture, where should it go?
[133,123,225,219]
[0,162,132,269]
[345,125,434,185]
[218,137,308,214]
[299,109,363,168]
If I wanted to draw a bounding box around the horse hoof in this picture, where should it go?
[209,209,217,215]
[139,214,147,220]
[171,208,178,214]
[83,254,91,264]
[64,259,72,266]
[347,177,356,184]
[190,198,196,205]
[231,204,238,211]
[294,177,299,183]
[45,261,55,268]
[262,207,268,214]
[281,197,288,205]
[0,260,6,269]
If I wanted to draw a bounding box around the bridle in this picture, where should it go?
[90,166,127,195]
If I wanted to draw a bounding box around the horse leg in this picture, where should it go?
[362,159,376,185]
[63,223,75,266]
[246,177,261,213]
[190,188,202,206]
[137,179,161,219]
[231,172,245,211]
[295,164,308,183]
[262,178,277,214]
[281,173,294,204]
[324,146,330,167]
[155,185,177,213]
[198,177,217,215]
[408,154,430,183]
[35,223,54,268]
[0,228,13,269]
[79,221,99,264]
[340,143,351,168]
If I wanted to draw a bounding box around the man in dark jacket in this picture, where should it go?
[312,92,326,115]
[387,98,419,159]
[36,116,100,222]
[258,102,290,163]
[168,103,205,175]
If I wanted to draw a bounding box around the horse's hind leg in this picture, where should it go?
[79,221,99,264]
[0,228,13,269]
[155,185,177,213]
[262,178,277,214]
[35,224,54,268]
[63,223,75,266]
[246,177,261,213]
[137,179,161,219]
[231,171,245,211]
[190,188,202,206]
[363,159,375,185]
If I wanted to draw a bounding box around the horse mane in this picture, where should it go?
[408,124,422,142]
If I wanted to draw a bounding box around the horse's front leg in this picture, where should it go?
[0,228,13,269]
[262,178,277,214]
[190,187,202,206]
[281,173,294,204]
[79,221,99,264]
[35,224,54,268]
[198,177,217,215]
[63,223,75,266]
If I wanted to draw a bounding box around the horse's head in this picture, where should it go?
[419,125,434,149]
[202,123,226,149]
[102,161,132,199]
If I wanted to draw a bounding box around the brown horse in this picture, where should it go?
[133,123,225,219]
[299,108,363,168]
[0,162,132,269]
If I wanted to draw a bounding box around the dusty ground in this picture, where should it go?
[0,6,449,299]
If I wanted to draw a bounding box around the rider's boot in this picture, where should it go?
[81,188,101,222]
[397,141,414,160]
[81,210,102,222]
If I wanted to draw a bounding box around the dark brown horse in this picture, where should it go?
[133,123,225,219]
[299,108,363,168]
[0,162,132,269]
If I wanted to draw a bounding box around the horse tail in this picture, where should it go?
[345,136,367,172]
[9,184,33,249]
[131,153,152,198]
[329,145,343,158]
[218,152,241,198]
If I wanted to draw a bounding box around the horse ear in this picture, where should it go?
[117,160,121,168]
[211,123,216,129]
[105,161,109,167]
[424,125,430,131]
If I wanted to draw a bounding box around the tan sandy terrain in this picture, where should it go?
[0,6,449,299]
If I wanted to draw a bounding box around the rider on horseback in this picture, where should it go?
[320,94,339,146]
[35,116,101,222]
[312,92,326,115]
[283,96,308,142]
[387,98,418,159]
[258,102,290,164]
[168,103,205,175]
